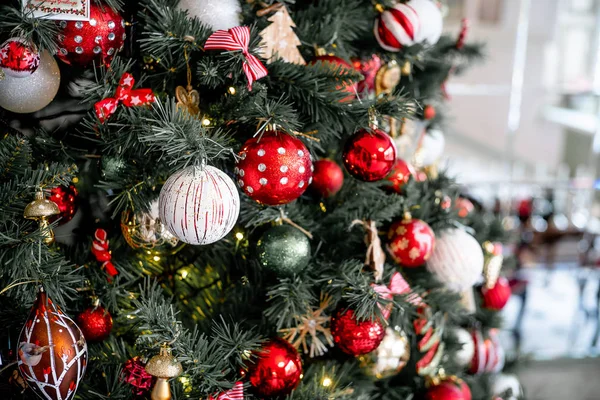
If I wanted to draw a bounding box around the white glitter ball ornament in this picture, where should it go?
[159,165,240,245]
[449,327,475,368]
[178,0,241,31]
[0,51,60,113]
[426,228,484,292]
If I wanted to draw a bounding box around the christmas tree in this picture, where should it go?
[0,1,519,400]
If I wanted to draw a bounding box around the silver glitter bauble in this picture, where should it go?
[256,225,311,275]
[0,51,60,113]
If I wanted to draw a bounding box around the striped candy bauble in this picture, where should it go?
[374,0,443,52]
[159,165,240,245]
[426,228,484,292]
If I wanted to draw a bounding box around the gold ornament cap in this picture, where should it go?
[24,189,60,219]
[145,347,183,378]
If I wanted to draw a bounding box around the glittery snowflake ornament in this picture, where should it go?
[18,287,88,400]
[387,215,435,268]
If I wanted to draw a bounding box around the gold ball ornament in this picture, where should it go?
[24,188,60,244]
[360,327,410,379]
[0,51,60,113]
[145,347,183,400]
[401,60,412,76]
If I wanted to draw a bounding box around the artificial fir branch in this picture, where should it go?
[0,3,59,52]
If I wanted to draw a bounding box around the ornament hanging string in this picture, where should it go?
[91,229,119,279]
[204,26,268,90]
[94,73,155,123]
[350,219,385,282]
[254,119,320,142]
[175,45,201,115]
[278,209,313,239]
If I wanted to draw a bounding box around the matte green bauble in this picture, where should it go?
[257,225,311,275]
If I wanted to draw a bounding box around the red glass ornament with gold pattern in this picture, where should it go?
[425,377,472,400]
[56,3,125,67]
[49,185,78,224]
[310,159,344,198]
[343,128,396,182]
[386,158,414,193]
[236,130,313,206]
[330,308,385,356]
[245,337,302,397]
[387,217,435,267]
[18,287,88,400]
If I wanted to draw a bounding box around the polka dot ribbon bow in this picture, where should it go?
[372,272,423,319]
[204,26,268,91]
[208,382,244,400]
[91,229,119,279]
[94,73,155,123]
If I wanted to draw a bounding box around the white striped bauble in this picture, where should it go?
[426,228,483,292]
[159,165,240,245]
[374,0,443,52]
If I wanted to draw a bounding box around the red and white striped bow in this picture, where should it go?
[208,382,244,400]
[91,229,119,279]
[204,26,268,91]
[94,73,155,123]
[372,272,423,319]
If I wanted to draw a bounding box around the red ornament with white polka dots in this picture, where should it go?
[387,216,435,267]
[0,38,40,78]
[236,130,313,205]
[56,3,125,67]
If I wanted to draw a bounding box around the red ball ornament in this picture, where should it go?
[246,337,302,397]
[77,305,113,342]
[440,195,452,210]
[330,308,385,356]
[310,159,344,198]
[387,217,435,267]
[49,185,78,224]
[352,55,382,95]
[343,128,396,182]
[121,357,154,396]
[386,158,414,193]
[0,38,40,78]
[56,3,126,66]
[455,197,474,218]
[481,276,511,311]
[424,105,436,120]
[236,130,313,206]
[311,55,357,102]
[18,288,88,400]
[425,378,472,400]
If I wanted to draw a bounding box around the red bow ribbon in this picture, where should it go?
[208,382,244,400]
[94,73,155,123]
[91,229,119,279]
[204,26,268,91]
[372,272,423,319]
[456,18,469,49]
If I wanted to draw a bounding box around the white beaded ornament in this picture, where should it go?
[159,165,240,245]
[426,228,484,292]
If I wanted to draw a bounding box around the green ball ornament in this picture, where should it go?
[257,225,311,275]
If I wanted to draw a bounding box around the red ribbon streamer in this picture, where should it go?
[456,18,469,49]
[91,228,119,279]
[204,26,268,91]
[372,272,423,319]
[208,382,244,400]
[94,73,155,123]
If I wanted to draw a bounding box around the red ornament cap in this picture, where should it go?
[122,357,154,395]
[387,218,435,267]
[330,308,385,355]
[310,55,357,102]
[425,378,472,400]
[310,159,344,198]
[56,3,125,67]
[77,305,113,342]
[49,185,78,224]
[246,337,303,397]
[236,130,313,205]
[343,128,396,182]
[386,158,414,193]
[481,276,511,311]
[0,38,40,78]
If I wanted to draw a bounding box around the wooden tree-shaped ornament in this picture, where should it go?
[259,5,306,65]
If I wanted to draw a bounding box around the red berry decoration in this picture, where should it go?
[310,159,344,198]
[330,308,385,355]
[455,197,474,218]
[343,128,396,182]
[0,38,40,78]
[440,195,452,210]
[423,104,436,120]
[77,304,113,342]
[121,357,154,396]
[387,217,435,267]
[311,55,357,102]
[49,185,78,224]
[481,276,511,311]
[56,3,126,67]
[246,337,302,397]
[236,130,313,206]
[425,378,472,400]
[386,158,414,193]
